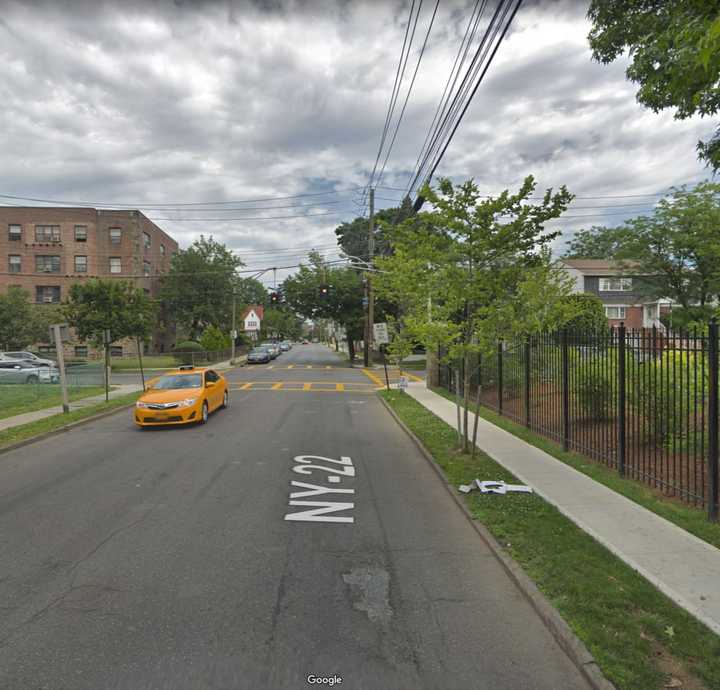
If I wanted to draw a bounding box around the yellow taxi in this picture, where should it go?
[134,365,229,427]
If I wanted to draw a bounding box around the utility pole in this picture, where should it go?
[51,324,70,413]
[364,187,375,367]
[231,290,237,363]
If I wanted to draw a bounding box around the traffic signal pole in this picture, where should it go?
[364,187,375,367]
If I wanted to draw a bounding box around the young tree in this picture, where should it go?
[160,235,243,339]
[562,225,635,259]
[588,0,720,168]
[376,176,575,451]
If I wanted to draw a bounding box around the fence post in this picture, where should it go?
[497,340,503,415]
[561,329,569,451]
[524,337,531,427]
[617,322,627,477]
[708,318,719,522]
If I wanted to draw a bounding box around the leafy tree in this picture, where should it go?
[283,252,365,361]
[376,176,575,450]
[559,293,609,332]
[160,235,243,339]
[562,224,636,259]
[0,287,33,350]
[334,197,414,260]
[588,0,720,168]
[235,276,268,308]
[64,280,156,347]
[659,304,718,332]
[617,182,720,307]
[261,307,303,340]
[199,325,231,352]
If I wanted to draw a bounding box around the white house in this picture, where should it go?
[241,305,264,341]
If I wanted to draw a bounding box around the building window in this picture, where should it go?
[74,225,87,241]
[109,257,122,274]
[599,277,632,292]
[8,224,22,241]
[109,228,122,244]
[74,345,88,358]
[110,346,123,357]
[38,345,54,354]
[8,255,21,273]
[605,306,627,319]
[74,255,87,273]
[35,225,61,243]
[143,231,151,249]
[143,261,151,276]
[36,286,61,303]
[160,243,166,256]
[36,255,61,273]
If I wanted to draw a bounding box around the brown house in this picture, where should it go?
[1,207,179,357]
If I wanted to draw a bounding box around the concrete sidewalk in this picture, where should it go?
[405,382,720,636]
[0,359,244,434]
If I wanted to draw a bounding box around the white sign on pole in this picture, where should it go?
[373,322,389,344]
[398,376,409,390]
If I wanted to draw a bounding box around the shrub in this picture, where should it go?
[560,293,609,333]
[199,325,231,352]
[173,340,203,365]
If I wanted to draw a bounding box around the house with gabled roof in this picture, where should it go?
[240,305,264,341]
[557,259,675,329]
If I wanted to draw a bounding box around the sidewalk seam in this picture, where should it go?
[378,394,616,690]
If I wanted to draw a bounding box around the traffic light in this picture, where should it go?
[270,291,279,304]
[319,284,330,298]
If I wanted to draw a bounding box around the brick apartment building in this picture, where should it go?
[557,259,673,329]
[0,208,179,357]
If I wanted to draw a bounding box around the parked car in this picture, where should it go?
[279,341,291,351]
[0,361,60,384]
[260,342,280,358]
[1,351,55,367]
[247,347,272,364]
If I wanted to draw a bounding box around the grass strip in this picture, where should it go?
[0,392,140,450]
[0,385,113,420]
[110,356,177,370]
[430,386,720,550]
[382,390,719,690]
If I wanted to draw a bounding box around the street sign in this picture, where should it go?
[373,322,389,344]
[231,330,238,339]
[49,323,70,343]
[398,376,409,390]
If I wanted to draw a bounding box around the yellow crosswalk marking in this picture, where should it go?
[335,383,345,391]
[287,365,294,369]
[240,382,252,390]
[303,383,312,391]
[271,382,283,390]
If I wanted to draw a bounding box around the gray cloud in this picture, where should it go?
[0,0,713,279]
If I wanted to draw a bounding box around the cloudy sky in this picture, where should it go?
[0,0,713,287]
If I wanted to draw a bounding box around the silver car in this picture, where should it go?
[0,361,60,384]
[2,351,56,367]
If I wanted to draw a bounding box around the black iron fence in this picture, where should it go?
[438,322,720,520]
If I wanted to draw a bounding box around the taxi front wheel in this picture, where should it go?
[200,401,209,425]
[221,390,228,409]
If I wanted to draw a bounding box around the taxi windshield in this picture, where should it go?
[153,373,202,390]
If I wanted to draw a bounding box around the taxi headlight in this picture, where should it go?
[177,398,198,408]
[136,401,150,408]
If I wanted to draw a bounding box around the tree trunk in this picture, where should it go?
[471,384,482,459]
[463,351,471,453]
[347,335,355,363]
[454,368,462,446]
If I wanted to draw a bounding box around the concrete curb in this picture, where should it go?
[378,394,616,690]
[0,401,137,458]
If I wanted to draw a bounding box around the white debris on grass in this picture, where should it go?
[458,480,533,495]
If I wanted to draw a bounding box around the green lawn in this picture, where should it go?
[110,356,177,370]
[0,392,141,451]
[382,390,719,690]
[0,385,110,420]
[430,386,720,550]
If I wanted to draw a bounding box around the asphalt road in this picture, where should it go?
[0,344,592,690]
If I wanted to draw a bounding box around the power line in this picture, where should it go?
[375,0,441,189]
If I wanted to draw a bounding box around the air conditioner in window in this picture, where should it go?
[43,296,54,303]
[42,266,53,272]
